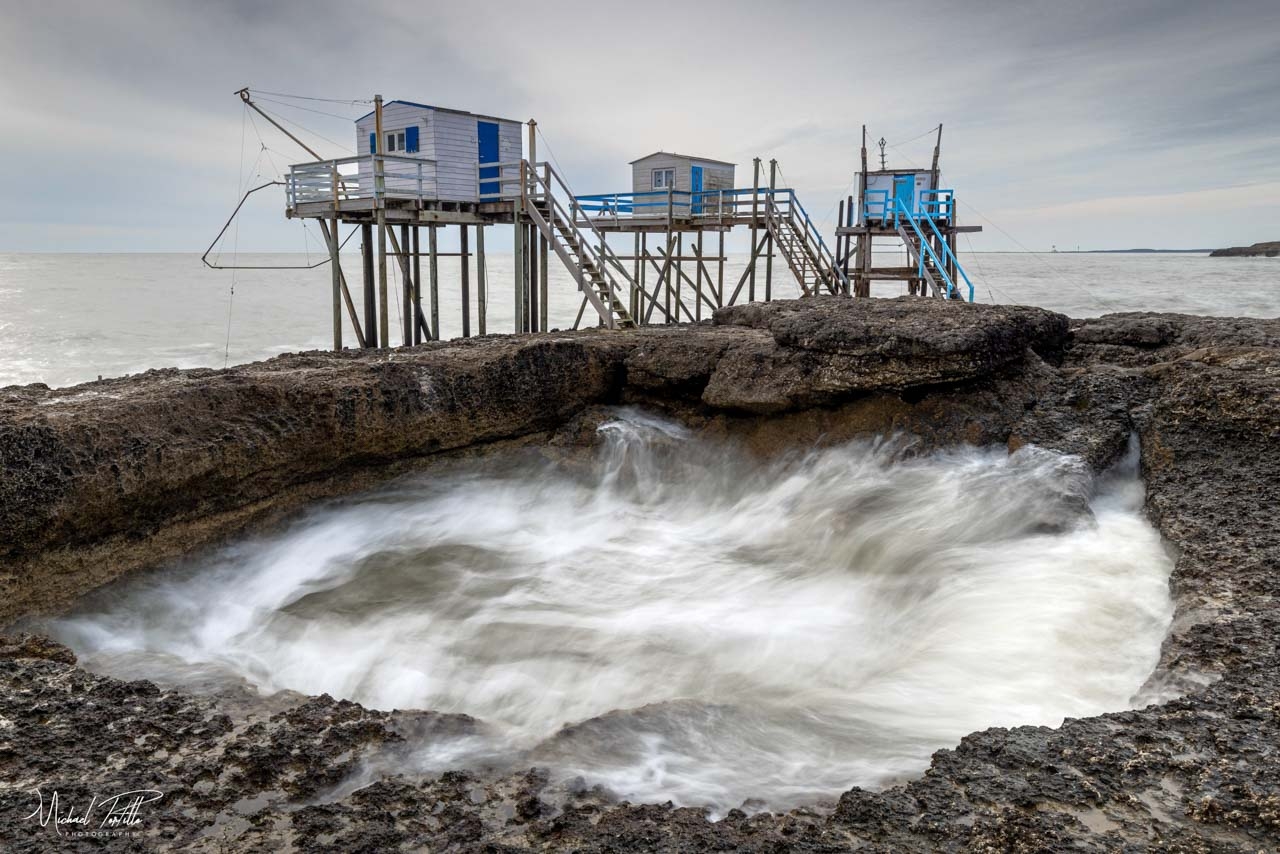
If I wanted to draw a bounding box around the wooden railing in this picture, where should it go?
[286,154,439,207]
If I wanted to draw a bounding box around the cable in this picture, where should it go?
[889,124,941,149]
[223,102,248,368]
[253,103,355,154]
[248,88,373,105]
[249,95,360,122]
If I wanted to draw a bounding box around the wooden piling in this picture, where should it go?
[476,225,486,336]
[412,226,423,344]
[528,223,539,332]
[765,159,776,302]
[428,225,440,339]
[749,158,760,302]
[401,224,412,347]
[361,223,376,347]
[460,224,471,338]
[717,230,725,307]
[539,231,549,333]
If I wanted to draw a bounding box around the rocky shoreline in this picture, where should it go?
[1,297,1277,851]
[1209,241,1280,258]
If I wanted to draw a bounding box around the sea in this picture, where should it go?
[0,252,1275,389]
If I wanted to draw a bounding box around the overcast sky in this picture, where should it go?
[1,0,1277,252]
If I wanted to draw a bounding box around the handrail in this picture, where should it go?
[892,198,960,299]
[913,206,974,302]
[514,160,665,327]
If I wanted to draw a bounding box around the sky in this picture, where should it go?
[1,0,1277,252]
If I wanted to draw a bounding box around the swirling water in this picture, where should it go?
[47,411,1175,813]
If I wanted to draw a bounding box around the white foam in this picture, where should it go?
[49,412,1174,814]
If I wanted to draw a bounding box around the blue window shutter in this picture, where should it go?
[405,126,419,153]
[369,132,376,153]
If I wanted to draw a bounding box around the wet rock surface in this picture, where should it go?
[1,297,1278,851]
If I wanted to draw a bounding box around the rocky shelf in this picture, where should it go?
[1209,241,1280,258]
[1,297,1277,852]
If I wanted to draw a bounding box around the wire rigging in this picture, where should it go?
[247,88,374,105]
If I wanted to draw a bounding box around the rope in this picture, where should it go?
[889,124,941,149]
[962,234,1005,304]
[223,103,248,368]
[252,103,355,155]
[249,95,360,122]
[248,88,373,105]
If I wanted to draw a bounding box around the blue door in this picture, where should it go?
[477,121,500,198]
[893,174,915,217]
[690,165,704,214]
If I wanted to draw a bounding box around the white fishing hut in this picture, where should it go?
[354,100,522,201]
[629,151,735,197]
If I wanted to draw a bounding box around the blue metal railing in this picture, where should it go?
[573,186,847,293]
[863,188,956,224]
[891,198,973,301]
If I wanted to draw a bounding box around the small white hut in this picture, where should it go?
[355,101,522,202]
[630,152,735,197]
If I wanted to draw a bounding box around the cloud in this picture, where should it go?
[1,0,1277,251]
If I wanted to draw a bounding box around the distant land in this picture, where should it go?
[1209,241,1280,258]
[1082,249,1214,254]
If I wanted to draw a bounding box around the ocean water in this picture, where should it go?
[0,251,1275,389]
[46,411,1173,814]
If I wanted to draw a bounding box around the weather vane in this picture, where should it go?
[877,137,888,170]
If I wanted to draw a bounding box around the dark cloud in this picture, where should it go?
[1,0,1277,251]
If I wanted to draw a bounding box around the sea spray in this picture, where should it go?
[47,410,1174,813]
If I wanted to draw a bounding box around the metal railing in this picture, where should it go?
[892,198,972,301]
[863,188,956,223]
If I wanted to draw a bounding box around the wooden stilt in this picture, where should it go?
[460,224,471,338]
[539,231,548,333]
[329,216,342,350]
[513,216,524,333]
[717,230,725,307]
[477,225,486,335]
[361,223,376,347]
[400,224,412,347]
[765,159,776,302]
[429,225,440,339]
[749,157,760,302]
[412,226,423,344]
[318,220,366,348]
[528,223,539,332]
[695,231,704,321]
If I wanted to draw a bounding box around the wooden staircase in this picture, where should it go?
[520,164,638,329]
[763,194,847,296]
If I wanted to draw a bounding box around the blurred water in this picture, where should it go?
[47,411,1174,814]
[0,251,1275,389]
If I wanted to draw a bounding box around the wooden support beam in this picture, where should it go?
[429,225,440,339]
[477,225,487,335]
[361,223,376,347]
[749,157,760,302]
[412,226,423,344]
[460,224,471,338]
[642,232,680,325]
[695,231,704,321]
[528,223,538,332]
[400,224,412,347]
[539,231,548,333]
[317,219,366,349]
[717,230,725,307]
[513,216,524,333]
[385,224,431,344]
[728,230,772,306]
[765,159,777,302]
